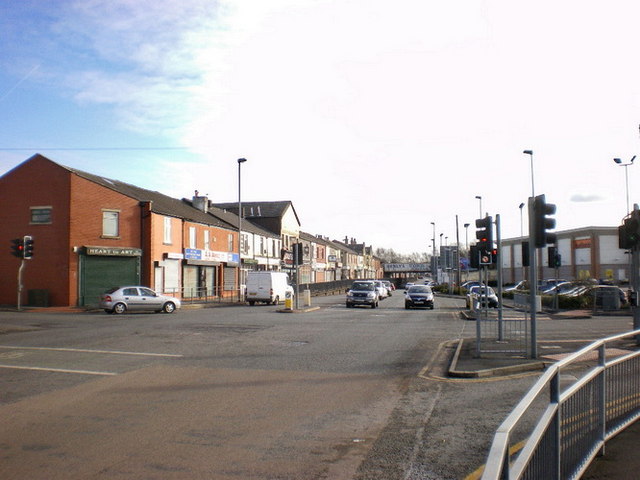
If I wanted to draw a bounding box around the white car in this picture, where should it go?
[373,280,389,299]
[466,285,499,309]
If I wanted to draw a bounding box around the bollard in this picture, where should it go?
[284,291,293,310]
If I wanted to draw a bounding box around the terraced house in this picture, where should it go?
[0,154,381,308]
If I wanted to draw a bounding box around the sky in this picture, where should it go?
[1,0,640,255]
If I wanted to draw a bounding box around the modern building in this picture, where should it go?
[501,226,629,284]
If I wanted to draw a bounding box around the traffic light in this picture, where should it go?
[23,235,34,259]
[547,246,561,268]
[619,212,640,249]
[533,194,557,248]
[10,238,24,258]
[521,241,530,267]
[469,244,479,269]
[491,247,498,264]
[292,243,304,265]
[475,216,493,254]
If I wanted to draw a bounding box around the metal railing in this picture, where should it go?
[482,329,640,480]
[163,286,244,304]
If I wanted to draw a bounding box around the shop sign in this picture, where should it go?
[573,238,592,249]
[184,248,239,264]
[85,246,142,257]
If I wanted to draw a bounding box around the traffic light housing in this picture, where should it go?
[469,244,479,269]
[23,235,34,259]
[533,194,557,248]
[547,246,561,268]
[475,216,493,254]
[10,238,24,258]
[619,212,640,249]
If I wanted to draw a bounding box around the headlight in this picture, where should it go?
[347,291,354,298]
[367,292,376,299]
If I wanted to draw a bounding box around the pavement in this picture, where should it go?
[454,308,639,480]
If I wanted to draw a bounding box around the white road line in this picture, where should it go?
[0,345,183,357]
[0,364,116,376]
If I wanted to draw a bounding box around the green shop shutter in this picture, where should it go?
[80,255,140,307]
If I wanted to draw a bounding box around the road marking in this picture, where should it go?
[0,346,183,357]
[0,364,116,376]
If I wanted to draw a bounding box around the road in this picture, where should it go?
[0,292,634,479]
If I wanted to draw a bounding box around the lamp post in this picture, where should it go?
[523,150,534,197]
[475,195,482,218]
[519,202,525,282]
[430,222,436,280]
[237,158,247,298]
[614,156,636,214]
[464,223,470,250]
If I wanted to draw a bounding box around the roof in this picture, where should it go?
[213,201,300,225]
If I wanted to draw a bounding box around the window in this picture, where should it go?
[228,233,234,252]
[102,210,119,237]
[204,230,210,251]
[30,206,52,224]
[189,227,197,249]
[164,217,172,244]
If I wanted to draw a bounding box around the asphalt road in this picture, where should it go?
[0,292,634,479]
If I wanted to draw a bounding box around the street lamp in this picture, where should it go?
[519,202,525,237]
[463,223,470,250]
[237,158,247,294]
[475,195,482,218]
[613,156,636,214]
[523,150,534,197]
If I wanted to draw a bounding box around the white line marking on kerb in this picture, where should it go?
[0,364,116,376]
[0,346,183,357]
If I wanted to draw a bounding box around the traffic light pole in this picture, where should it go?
[528,197,538,359]
[17,260,25,311]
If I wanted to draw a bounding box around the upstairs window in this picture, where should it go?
[30,206,52,224]
[163,217,172,244]
[102,210,119,238]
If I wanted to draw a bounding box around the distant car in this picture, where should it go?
[373,280,389,299]
[346,281,379,308]
[381,280,394,294]
[405,285,435,309]
[466,285,499,309]
[100,286,181,314]
[404,282,415,290]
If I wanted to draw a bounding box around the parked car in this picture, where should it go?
[405,285,435,309]
[466,285,499,309]
[581,285,627,307]
[504,280,529,293]
[100,286,181,314]
[346,281,379,308]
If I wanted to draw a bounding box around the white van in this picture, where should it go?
[245,271,294,305]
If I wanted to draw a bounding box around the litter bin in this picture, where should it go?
[28,289,49,307]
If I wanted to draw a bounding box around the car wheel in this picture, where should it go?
[113,303,126,314]
[249,301,255,306]
[405,305,410,309]
[162,302,176,313]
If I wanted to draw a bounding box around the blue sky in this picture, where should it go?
[2,0,640,254]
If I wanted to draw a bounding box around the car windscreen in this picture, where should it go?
[352,283,374,291]
[408,286,430,293]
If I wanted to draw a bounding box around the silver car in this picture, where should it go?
[100,286,181,314]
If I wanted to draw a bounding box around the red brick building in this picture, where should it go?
[0,154,240,307]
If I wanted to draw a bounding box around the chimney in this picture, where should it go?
[192,191,208,213]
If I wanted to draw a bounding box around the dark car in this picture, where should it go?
[582,285,627,308]
[405,285,435,309]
